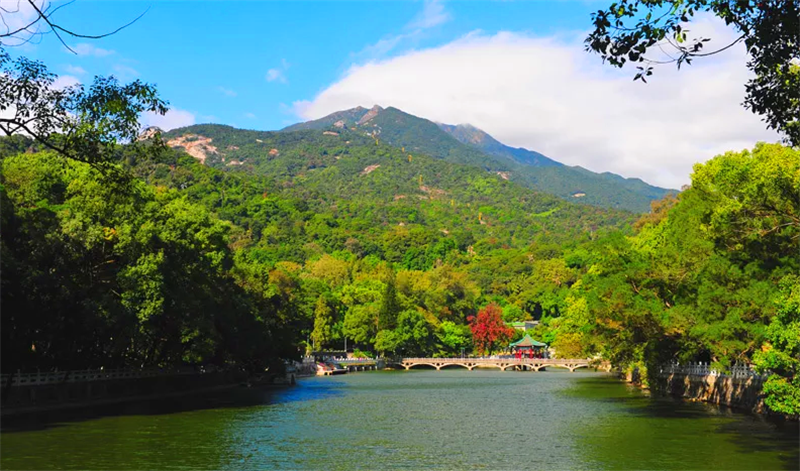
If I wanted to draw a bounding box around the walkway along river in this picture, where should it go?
[1,370,798,470]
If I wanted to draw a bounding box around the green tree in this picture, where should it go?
[0,54,167,174]
[395,309,435,356]
[753,275,800,416]
[502,304,526,322]
[311,295,335,350]
[378,271,400,331]
[374,329,401,356]
[0,151,282,371]
[343,304,378,346]
[691,143,799,266]
[437,321,473,356]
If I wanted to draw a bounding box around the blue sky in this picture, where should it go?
[15,1,599,130]
[8,0,779,187]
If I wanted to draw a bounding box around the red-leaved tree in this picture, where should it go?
[468,303,514,356]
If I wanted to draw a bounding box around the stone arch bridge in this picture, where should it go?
[396,358,611,373]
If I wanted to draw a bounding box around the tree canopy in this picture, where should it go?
[0,1,797,417]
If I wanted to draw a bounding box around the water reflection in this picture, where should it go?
[2,371,797,470]
[566,376,799,471]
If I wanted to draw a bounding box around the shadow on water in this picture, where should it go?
[568,375,751,419]
[716,417,800,470]
[1,377,345,434]
[567,375,800,470]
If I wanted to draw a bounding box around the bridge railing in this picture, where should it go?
[658,362,767,379]
[399,357,593,364]
[335,358,377,364]
[0,367,205,387]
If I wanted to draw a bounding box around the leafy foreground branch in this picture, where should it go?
[0,51,168,177]
[586,0,800,145]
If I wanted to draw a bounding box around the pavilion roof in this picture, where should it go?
[509,334,547,348]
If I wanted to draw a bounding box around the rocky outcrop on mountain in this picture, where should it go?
[361,164,380,175]
[357,105,383,125]
[137,126,163,142]
[166,134,218,164]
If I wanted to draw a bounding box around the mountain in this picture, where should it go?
[437,123,560,167]
[284,106,675,212]
[160,123,633,249]
[284,105,502,170]
[438,123,674,207]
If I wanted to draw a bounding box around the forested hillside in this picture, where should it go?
[2,130,797,414]
[441,123,674,206]
[1,125,631,373]
[283,105,675,212]
[0,0,797,432]
[162,123,631,240]
[437,123,559,167]
[542,143,800,414]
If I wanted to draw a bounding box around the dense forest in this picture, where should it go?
[2,120,797,413]
[0,15,797,412]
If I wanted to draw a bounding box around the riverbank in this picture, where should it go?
[650,371,766,413]
[622,363,798,419]
[1,369,251,417]
[1,357,383,417]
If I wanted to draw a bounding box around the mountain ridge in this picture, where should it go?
[160,123,634,245]
[282,105,675,212]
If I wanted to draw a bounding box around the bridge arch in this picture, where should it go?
[404,363,440,370]
[397,357,605,373]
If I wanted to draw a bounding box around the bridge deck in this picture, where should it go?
[397,358,610,372]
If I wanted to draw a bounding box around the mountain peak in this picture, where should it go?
[280,105,674,212]
[357,105,383,125]
[441,123,493,146]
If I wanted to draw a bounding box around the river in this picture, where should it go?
[2,370,798,470]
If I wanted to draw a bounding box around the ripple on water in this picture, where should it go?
[2,370,798,470]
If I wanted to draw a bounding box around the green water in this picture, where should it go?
[2,370,798,470]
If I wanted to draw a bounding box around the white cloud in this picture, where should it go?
[409,0,450,29]
[266,59,290,83]
[72,43,115,57]
[356,35,409,60]
[353,0,451,62]
[112,64,139,79]
[296,17,779,189]
[244,112,256,119]
[265,68,285,83]
[141,108,195,131]
[64,64,87,75]
[52,75,81,89]
[218,86,237,97]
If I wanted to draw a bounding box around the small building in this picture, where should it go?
[508,321,539,331]
[311,350,348,361]
[509,334,547,359]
